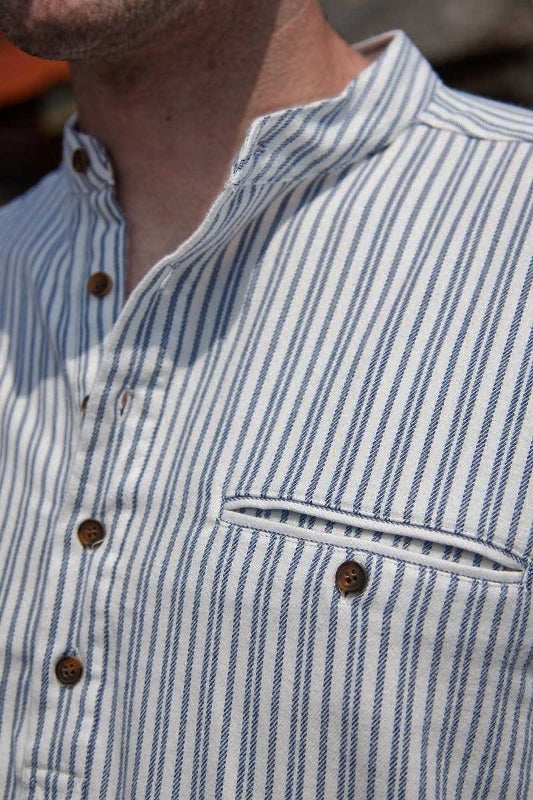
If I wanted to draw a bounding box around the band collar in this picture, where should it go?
[63,118,116,193]
[62,29,439,196]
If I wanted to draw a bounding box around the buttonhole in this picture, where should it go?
[119,389,131,415]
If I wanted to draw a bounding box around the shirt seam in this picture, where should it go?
[417,115,533,145]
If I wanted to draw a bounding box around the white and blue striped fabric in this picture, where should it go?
[1,28,533,800]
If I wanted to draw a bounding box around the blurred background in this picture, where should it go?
[1,0,532,204]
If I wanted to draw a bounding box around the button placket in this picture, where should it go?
[77,518,106,549]
[22,130,132,784]
[40,158,236,775]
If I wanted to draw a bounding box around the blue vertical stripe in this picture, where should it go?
[1,28,532,800]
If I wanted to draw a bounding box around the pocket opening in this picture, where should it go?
[220,496,526,584]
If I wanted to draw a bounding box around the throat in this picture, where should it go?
[125,226,190,299]
[123,191,219,298]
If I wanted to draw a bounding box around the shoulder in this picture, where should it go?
[0,168,67,266]
[419,82,533,144]
[0,168,70,328]
[410,83,533,230]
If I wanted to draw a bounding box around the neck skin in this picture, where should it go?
[69,0,372,297]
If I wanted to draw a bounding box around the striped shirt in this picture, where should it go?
[1,27,532,800]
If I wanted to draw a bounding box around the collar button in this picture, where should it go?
[87,271,113,298]
[72,147,90,174]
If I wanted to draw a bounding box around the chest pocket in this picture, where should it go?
[186,494,532,799]
[220,495,526,584]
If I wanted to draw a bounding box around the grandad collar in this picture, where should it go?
[62,29,439,196]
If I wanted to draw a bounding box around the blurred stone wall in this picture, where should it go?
[321,0,533,108]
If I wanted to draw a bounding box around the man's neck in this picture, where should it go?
[69,0,371,297]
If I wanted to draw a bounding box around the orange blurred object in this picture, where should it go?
[0,32,69,107]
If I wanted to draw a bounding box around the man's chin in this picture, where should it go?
[0,2,150,62]
[1,19,148,62]
[0,0,221,62]
[2,29,100,61]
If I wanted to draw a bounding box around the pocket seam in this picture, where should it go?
[218,504,527,586]
[221,492,527,567]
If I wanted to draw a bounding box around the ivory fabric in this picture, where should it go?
[1,29,533,800]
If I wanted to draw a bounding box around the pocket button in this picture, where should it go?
[55,656,83,686]
[336,561,367,594]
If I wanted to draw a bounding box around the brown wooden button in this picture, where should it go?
[81,395,90,415]
[77,518,105,549]
[87,272,113,298]
[55,655,83,686]
[336,561,367,594]
[72,147,90,173]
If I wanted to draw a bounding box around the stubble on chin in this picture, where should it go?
[0,0,215,62]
